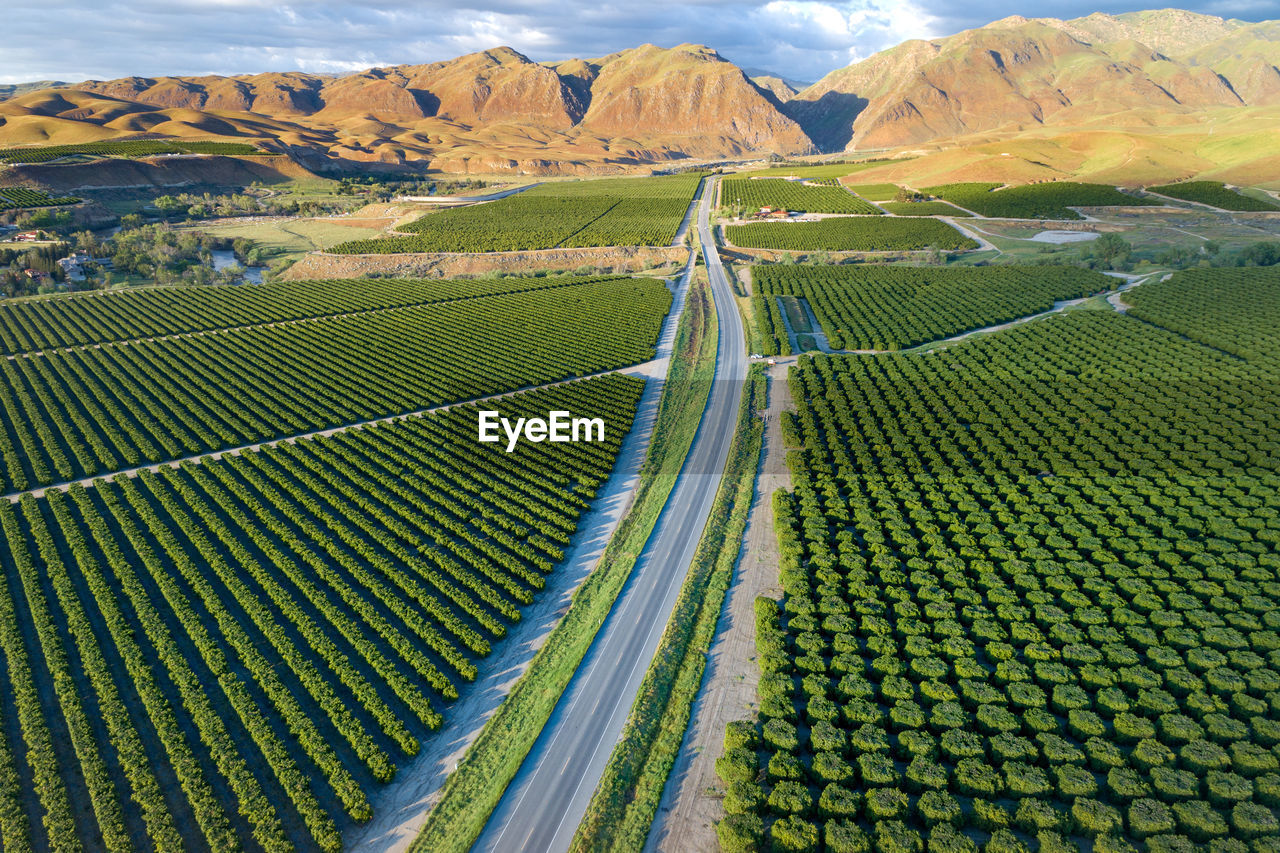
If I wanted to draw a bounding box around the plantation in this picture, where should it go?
[739,161,895,181]
[1123,267,1280,361]
[0,277,671,492]
[0,139,267,164]
[0,373,643,852]
[752,265,1111,351]
[329,174,703,254]
[0,274,631,355]
[879,201,973,217]
[725,217,977,252]
[720,178,882,215]
[1146,182,1280,213]
[923,182,1157,220]
[849,184,903,202]
[719,290,1280,852]
[0,187,80,210]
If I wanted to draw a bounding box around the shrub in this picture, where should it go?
[717,747,759,783]
[926,824,977,853]
[1114,712,1157,743]
[1231,741,1280,777]
[1231,801,1280,839]
[818,783,861,819]
[1172,799,1229,841]
[1034,831,1077,853]
[989,734,1038,764]
[1133,738,1178,770]
[982,829,1028,853]
[1068,709,1106,740]
[1129,798,1177,838]
[1107,766,1153,800]
[770,814,820,852]
[724,780,766,815]
[726,720,760,751]
[1181,740,1231,774]
[1206,770,1253,806]
[1094,835,1138,853]
[1072,797,1124,836]
[809,720,848,754]
[763,718,801,751]
[717,812,764,853]
[896,730,937,760]
[1255,773,1280,807]
[768,780,814,816]
[873,820,923,853]
[917,790,963,826]
[769,752,807,781]
[863,787,910,821]
[1145,835,1197,853]
[939,729,984,761]
[1015,798,1066,833]
[825,820,871,853]
[1085,736,1127,771]
[812,751,855,783]
[972,798,1012,831]
[1150,766,1200,801]
[859,753,900,787]
[1159,714,1206,745]
[955,758,1002,797]
[1055,764,1099,798]
[906,757,949,792]
[1004,763,1051,798]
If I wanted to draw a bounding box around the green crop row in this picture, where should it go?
[330,174,703,254]
[753,265,1111,351]
[0,273,628,355]
[1147,182,1280,213]
[721,178,882,215]
[0,186,80,210]
[923,183,1157,220]
[879,201,972,217]
[0,374,642,850]
[718,284,1280,852]
[726,217,976,252]
[0,277,671,492]
[0,139,266,164]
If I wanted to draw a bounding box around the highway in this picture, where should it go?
[470,177,747,853]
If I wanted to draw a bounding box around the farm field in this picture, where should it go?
[0,139,267,164]
[0,274,631,355]
[179,216,387,264]
[1146,182,1280,212]
[0,276,671,492]
[0,372,643,852]
[0,187,80,210]
[752,265,1112,352]
[923,182,1158,220]
[329,174,703,254]
[849,184,903,202]
[720,178,882,215]
[738,161,896,181]
[725,217,978,252]
[718,268,1280,853]
[879,201,973,217]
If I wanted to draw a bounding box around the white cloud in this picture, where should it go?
[0,0,1275,86]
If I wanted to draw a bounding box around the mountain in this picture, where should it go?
[785,9,1280,152]
[0,45,812,173]
[0,80,66,100]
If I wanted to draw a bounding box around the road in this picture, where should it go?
[470,177,747,853]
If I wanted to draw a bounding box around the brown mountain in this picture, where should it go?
[0,44,812,173]
[785,9,1280,152]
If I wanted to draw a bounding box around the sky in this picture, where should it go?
[3,0,1278,85]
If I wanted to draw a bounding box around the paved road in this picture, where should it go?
[471,178,747,853]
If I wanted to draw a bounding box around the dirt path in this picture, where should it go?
[940,217,1001,254]
[644,360,793,853]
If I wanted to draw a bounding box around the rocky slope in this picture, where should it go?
[785,10,1280,151]
[0,45,812,173]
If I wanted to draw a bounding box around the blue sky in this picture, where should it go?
[3,0,1277,85]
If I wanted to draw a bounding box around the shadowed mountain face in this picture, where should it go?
[785,10,1280,152]
[0,45,813,173]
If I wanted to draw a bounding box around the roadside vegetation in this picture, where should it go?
[413,267,719,853]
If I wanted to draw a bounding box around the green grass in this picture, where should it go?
[411,267,720,853]
[570,364,765,853]
[179,218,385,262]
[848,183,902,202]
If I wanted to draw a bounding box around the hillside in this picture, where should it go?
[785,9,1280,153]
[0,45,812,174]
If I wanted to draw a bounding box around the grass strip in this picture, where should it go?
[570,363,767,852]
[411,269,719,853]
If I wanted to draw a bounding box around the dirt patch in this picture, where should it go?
[646,360,793,853]
[283,244,688,280]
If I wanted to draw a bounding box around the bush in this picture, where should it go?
[917,790,962,826]
[1004,763,1051,798]
[1151,766,1200,801]
[1231,801,1280,839]
[770,814,820,852]
[971,798,1011,832]
[864,787,910,821]
[1255,773,1280,807]
[1034,831,1077,853]
[724,780,766,815]
[726,720,760,751]
[955,758,1002,797]
[768,780,814,816]
[982,829,1028,853]
[1055,764,1099,798]
[1145,835,1197,853]
[812,751,854,783]
[1133,738,1177,770]
[1171,799,1228,841]
[1014,798,1066,833]
[1129,798,1177,838]
[825,820,871,853]
[809,720,848,754]
[763,718,801,751]
[818,783,861,819]
[717,812,764,853]
[1093,835,1137,853]
[1232,741,1280,777]
[1206,770,1253,806]
[873,820,923,853]
[1072,797,1124,836]
[717,748,759,784]
[1181,740,1231,774]
[926,824,977,853]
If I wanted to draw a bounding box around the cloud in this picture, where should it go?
[2,0,1278,86]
